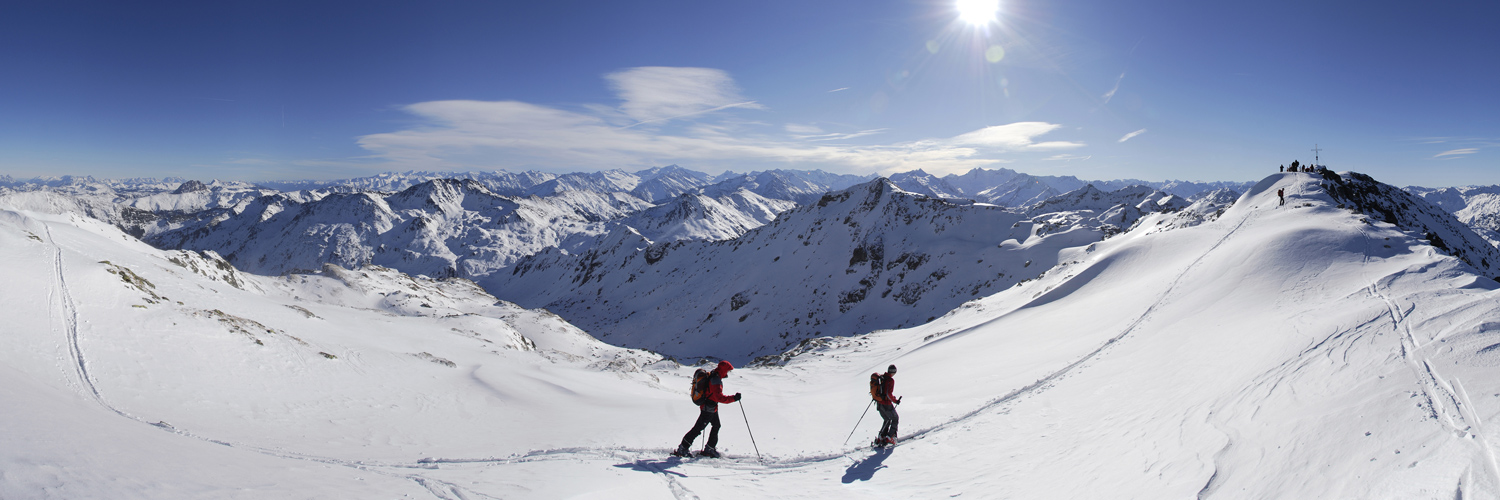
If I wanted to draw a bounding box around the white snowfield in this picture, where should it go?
[3,171,1500,499]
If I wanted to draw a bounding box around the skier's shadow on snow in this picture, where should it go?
[614,458,688,478]
[840,448,892,483]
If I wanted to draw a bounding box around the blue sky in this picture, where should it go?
[1,0,1496,187]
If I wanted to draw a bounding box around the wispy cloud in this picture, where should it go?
[605,67,764,126]
[796,129,888,142]
[1102,73,1125,104]
[353,67,1085,176]
[1410,136,1500,147]
[1435,148,1478,158]
[1118,129,1147,142]
[945,123,1085,151]
[828,87,850,93]
[1044,154,1092,161]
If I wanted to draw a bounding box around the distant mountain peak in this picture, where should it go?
[172,180,210,194]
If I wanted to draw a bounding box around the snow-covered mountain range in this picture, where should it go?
[12,165,1500,363]
[5,169,1500,498]
[492,178,1221,361]
[0,166,1254,284]
[1408,184,1500,248]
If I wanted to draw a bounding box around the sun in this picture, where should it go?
[955,0,1000,26]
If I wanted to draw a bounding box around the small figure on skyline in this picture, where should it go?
[673,360,741,458]
[1280,165,1285,172]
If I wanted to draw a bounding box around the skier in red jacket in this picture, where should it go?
[874,364,902,447]
[673,360,741,458]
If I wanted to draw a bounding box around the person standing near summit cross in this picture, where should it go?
[872,364,902,447]
[673,360,741,458]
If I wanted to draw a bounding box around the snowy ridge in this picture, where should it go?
[701,169,876,205]
[1018,183,1194,241]
[941,167,1252,207]
[253,169,560,195]
[618,188,797,242]
[143,178,654,278]
[887,169,964,199]
[1319,171,1500,278]
[628,165,717,202]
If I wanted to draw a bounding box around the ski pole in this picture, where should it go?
[843,400,874,445]
[739,400,762,460]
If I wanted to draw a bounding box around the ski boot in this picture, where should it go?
[670,444,692,458]
[698,446,721,458]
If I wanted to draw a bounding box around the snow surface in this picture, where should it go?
[4,172,1500,498]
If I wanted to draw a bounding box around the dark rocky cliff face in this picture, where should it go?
[1321,170,1500,280]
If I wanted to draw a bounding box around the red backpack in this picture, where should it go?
[690,368,711,405]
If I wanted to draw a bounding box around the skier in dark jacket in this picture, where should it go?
[673,360,741,458]
[874,364,902,447]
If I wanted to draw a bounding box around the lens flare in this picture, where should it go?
[985,45,1005,63]
[956,0,1000,26]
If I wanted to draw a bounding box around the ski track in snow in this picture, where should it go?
[1359,225,1500,494]
[45,220,113,413]
[41,219,502,500]
[900,195,1258,445]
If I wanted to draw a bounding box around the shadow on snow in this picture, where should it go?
[840,447,893,483]
[614,458,688,478]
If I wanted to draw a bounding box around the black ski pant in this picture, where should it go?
[877,403,899,440]
[680,407,722,450]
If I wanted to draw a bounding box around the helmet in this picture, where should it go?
[887,364,897,374]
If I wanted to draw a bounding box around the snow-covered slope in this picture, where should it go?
[7,170,1500,499]
[0,206,681,498]
[492,179,1112,361]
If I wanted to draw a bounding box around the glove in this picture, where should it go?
[896,397,902,405]
[734,393,742,402]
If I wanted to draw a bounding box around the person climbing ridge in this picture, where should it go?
[1278,188,1285,206]
[871,364,901,448]
[672,360,741,458]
